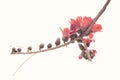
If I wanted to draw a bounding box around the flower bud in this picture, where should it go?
[11,48,17,54]
[78,54,83,59]
[77,29,82,36]
[27,46,32,52]
[77,39,82,42]
[78,44,85,50]
[82,51,88,60]
[39,43,44,50]
[90,52,94,59]
[89,50,96,59]
[62,37,68,43]
[47,43,52,48]
[55,38,61,46]
[86,43,90,47]
[17,48,22,52]
[70,33,77,41]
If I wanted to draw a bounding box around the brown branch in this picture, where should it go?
[80,0,111,61]
[84,0,111,35]
[12,0,111,76]
[12,0,111,55]
[12,37,80,54]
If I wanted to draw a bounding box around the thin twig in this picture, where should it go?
[12,37,80,54]
[12,53,36,76]
[12,0,111,76]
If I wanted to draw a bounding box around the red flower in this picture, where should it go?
[88,33,94,39]
[82,16,93,27]
[92,24,102,33]
[60,27,70,38]
[83,38,92,44]
[69,16,82,31]
[83,38,93,47]
[69,16,93,34]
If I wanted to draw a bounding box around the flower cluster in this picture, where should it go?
[60,16,102,60]
[11,16,102,61]
[60,16,102,39]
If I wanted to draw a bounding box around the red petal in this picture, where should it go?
[88,33,94,39]
[69,18,76,25]
[83,38,92,44]
[82,16,93,27]
[78,54,83,59]
[92,50,97,56]
[92,24,102,33]
[60,27,70,38]
[76,16,82,25]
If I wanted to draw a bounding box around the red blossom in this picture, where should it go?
[82,16,93,27]
[83,38,92,44]
[92,24,102,33]
[90,49,97,56]
[60,27,70,38]
[88,33,94,39]
[69,16,93,34]
[69,16,82,31]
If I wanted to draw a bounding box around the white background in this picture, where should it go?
[0,0,120,80]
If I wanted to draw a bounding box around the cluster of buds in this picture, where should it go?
[78,43,96,60]
[11,16,102,61]
[11,37,65,54]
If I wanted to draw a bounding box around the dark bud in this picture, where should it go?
[11,48,17,54]
[86,43,90,47]
[62,37,68,43]
[89,51,94,59]
[77,39,82,42]
[77,29,82,36]
[47,43,52,48]
[82,52,88,60]
[70,33,78,41]
[55,38,61,46]
[27,46,32,52]
[78,44,85,51]
[39,43,44,50]
[17,48,22,52]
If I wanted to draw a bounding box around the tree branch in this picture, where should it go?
[12,0,111,76]
[12,0,111,55]
[84,0,111,35]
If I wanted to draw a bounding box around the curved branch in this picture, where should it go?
[11,0,111,55]
[12,0,111,76]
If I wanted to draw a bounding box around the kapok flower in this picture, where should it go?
[92,24,102,33]
[60,27,70,38]
[69,16,82,32]
[88,33,94,39]
[82,16,93,27]
[83,38,93,47]
[69,16,93,34]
